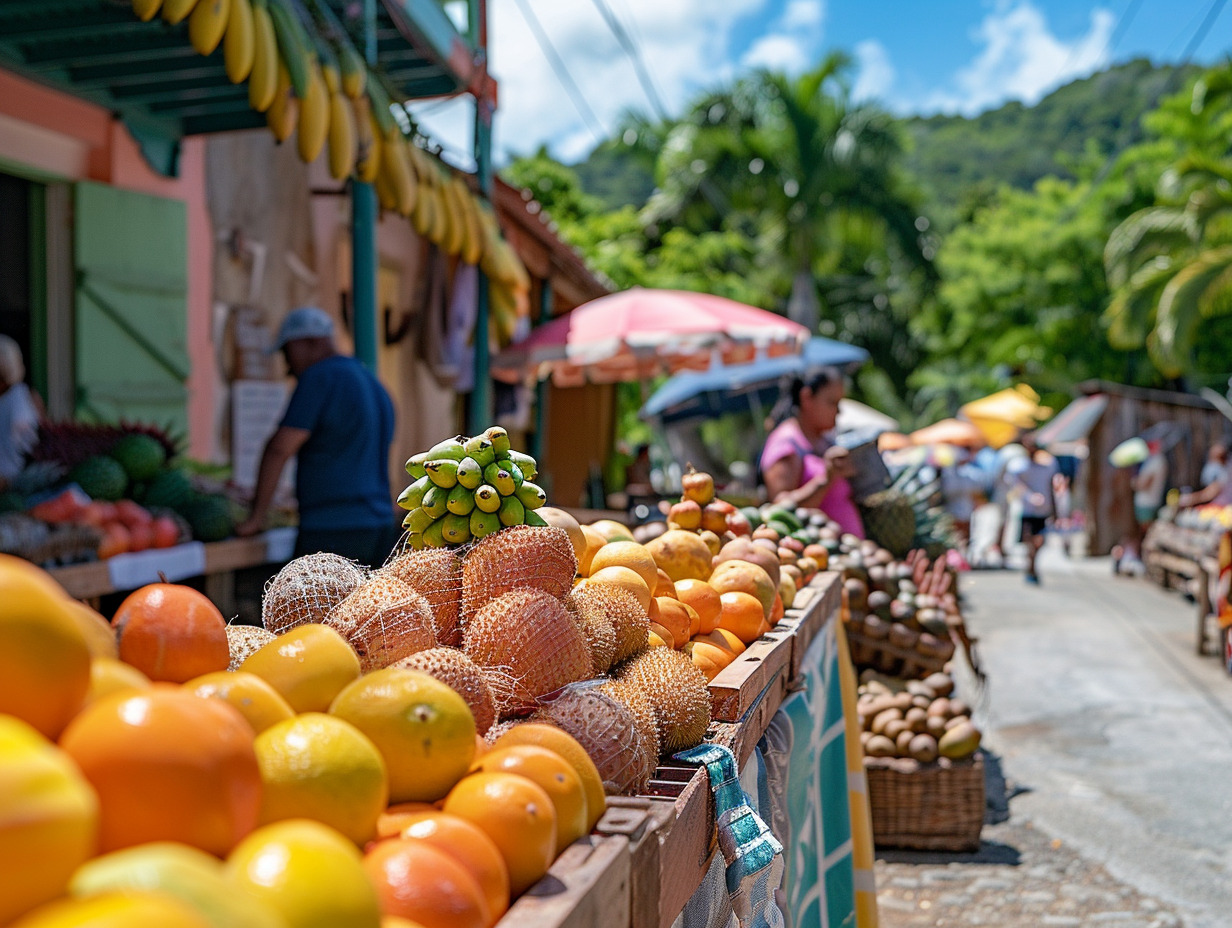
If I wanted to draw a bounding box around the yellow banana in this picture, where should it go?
[412,176,436,236]
[247,1,278,111]
[429,179,452,248]
[161,0,198,24]
[321,60,340,96]
[374,159,398,210]
[353,95,381,184]
[338,44,366,98]
[440,173,465,256]
[266,62,298,143]
[296,63,329,163]
[188,0,229,56]
[132,0,162,22]
[490,282,519,346]
[223,0,254,82]
[457,180,483,265]
[326,92,356,180]
[381,131,417,216]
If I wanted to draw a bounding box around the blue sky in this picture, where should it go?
[416,0,1232,168]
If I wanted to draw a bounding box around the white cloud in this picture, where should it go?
[852,39,895,103]
[925,1,1114,116]
[742,34,811,72]
[781,0,824,30]
[413,0,776,168]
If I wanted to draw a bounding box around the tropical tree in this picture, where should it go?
[1104,66,1232,381]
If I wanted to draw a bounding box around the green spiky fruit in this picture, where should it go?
[474,485,501,513]
[183,494,234,542]
[140,469,194,512]
[446,484,476,516]
[69,455,128,502]
[498,495,525,527]
[859,489,917,558]
[109,434,167,482]
[456,457,484,490]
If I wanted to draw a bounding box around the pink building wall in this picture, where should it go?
[0,68,217,461]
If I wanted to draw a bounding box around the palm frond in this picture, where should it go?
[1104,257,1174,349]
[1104,206,1194,288]
[1153,245,1232,374]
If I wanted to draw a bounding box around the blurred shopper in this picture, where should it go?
[1200,443,1228,492]
[1178,443,1232,509]
[760,366,864,537]
[940,448,985,547]
[1006,433,1057,585]
[0,335,41,488]
[237,307,399,566]
[1131,439,1168,538]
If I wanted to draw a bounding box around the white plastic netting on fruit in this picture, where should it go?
[382,547,464,646]
[325,574,437,671]
[533,682,654,795]
[262,553,369,635]
[463,587,591,716]
[225,624,275,671]
[460,526,577,620]
[394,647,498,735]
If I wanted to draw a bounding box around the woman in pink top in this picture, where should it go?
[760,367,865,537]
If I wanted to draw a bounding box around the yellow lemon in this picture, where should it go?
[62,600,118,660]
[240,624,361,713]
[0,716,100,925]
[69,842,285,928]
[86,658,150,706]
[9,891,212,928]
[470,745,588,855]
[184,671,295,734]
[254,713,388,844]
[0,555,91,738]
[226,819,381,928]
[329,668,475,803]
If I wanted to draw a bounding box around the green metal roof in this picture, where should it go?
[0,0,481,175]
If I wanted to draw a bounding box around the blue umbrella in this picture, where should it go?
[638,336,870,425]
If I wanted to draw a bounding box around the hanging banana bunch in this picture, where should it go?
[160,0,198,25]
[132,0,163,22]
[247,0,278,110]
[188,0,230,55]
[223,0,254,82]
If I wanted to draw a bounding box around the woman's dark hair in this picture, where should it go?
[790,365,843,408]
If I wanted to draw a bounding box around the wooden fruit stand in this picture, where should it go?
[495,572,842,928]
[1141,518,1225,655]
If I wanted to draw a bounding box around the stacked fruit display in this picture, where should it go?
[397,427,548,546]
[856,669,981,762]
[125,0,530,347]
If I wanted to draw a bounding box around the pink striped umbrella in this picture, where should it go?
[491,288,809,386]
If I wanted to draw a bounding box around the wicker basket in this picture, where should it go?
[865,752,985,852]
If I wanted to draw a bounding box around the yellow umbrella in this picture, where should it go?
[960,384,1052,449]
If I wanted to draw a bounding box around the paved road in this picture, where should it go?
[876,542,1232,927]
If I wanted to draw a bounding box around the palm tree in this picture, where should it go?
[644,54,936,333]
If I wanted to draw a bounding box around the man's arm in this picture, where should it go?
[235,426,309,536]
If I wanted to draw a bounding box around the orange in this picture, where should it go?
[653,597,695,648]
[577,526,606,575]
[442,771,556,896]
[588,541,659,594]
[376,803,439,840]
[586,519,634,543]
[716,591,767,645]
[0,555,91,739]
[676,579,721,635]
[770,591,785,624]
[395,812,509,923]
[586,566,651,611]
[184,670,295,734]
[698,627,746,656]
[683,639,734,681]
[86,658,151,705]
[654,569,678,599]
[470,745,587,855]
[647,623,674,649]
[59,684,261,855]
[383,919,430,928]
[113,583,229,683]
[330,668,476,803]
[226,819,381,928]
[241,624,361,713]
[485,723,605,831]
[254,713,388,845]
[708,561,776,620]
[0,716,99,925]
[362,839,488,928]
[9,891,212,928]
[644,530,713,582]
[63,600,118,660]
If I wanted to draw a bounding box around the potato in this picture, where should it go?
[923,672,954,697]
[911,695,933,710]
[895,729,916,755]
[891,692,914,712]
[908,733,939,763]
[864,734,897,757]
[883,719,912,741]
[905,707,929,732]
[948,698,970,718]
[925,716,948,737]
[926,698,952,718]
[945,714,970,731]
[906,680,937,699]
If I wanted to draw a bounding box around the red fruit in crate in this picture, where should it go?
[28,487,91,523]
[97,524,131,560]
[726,512,752,537]
[113,583,229,682]
[151,516,180,549]
[127,522,154,553]
[114,499,153,530]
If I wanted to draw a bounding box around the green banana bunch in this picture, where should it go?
[399,426,548,547]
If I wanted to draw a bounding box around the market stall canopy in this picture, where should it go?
[636,336,870,425]
[1034,394,1109,457]
[959,384,1052,449]
[0,0,483,176]
[491,288,810,387]
[909,418,987,450]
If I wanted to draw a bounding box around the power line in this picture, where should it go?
[510,0,608,143]
[587,0,669,120]
[1179,0,1229,61]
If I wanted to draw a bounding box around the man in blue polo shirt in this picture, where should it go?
[237,306,399,566]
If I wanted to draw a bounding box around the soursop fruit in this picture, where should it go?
[69,455,128,502]
[140,469,195,513]
[183,494,234,543]
[110,434,167,482]
[859,489,916,558]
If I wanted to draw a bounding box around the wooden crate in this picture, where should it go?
[779,571,841,680]
[707,628,793,722]
[498,834,632,928]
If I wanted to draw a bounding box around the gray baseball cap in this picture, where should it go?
[272,306,335,351]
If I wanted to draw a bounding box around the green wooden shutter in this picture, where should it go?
[73,182,190,439]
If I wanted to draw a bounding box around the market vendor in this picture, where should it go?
[236,307,400,566]
[0,335,41,489]
[760,366,864,537]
